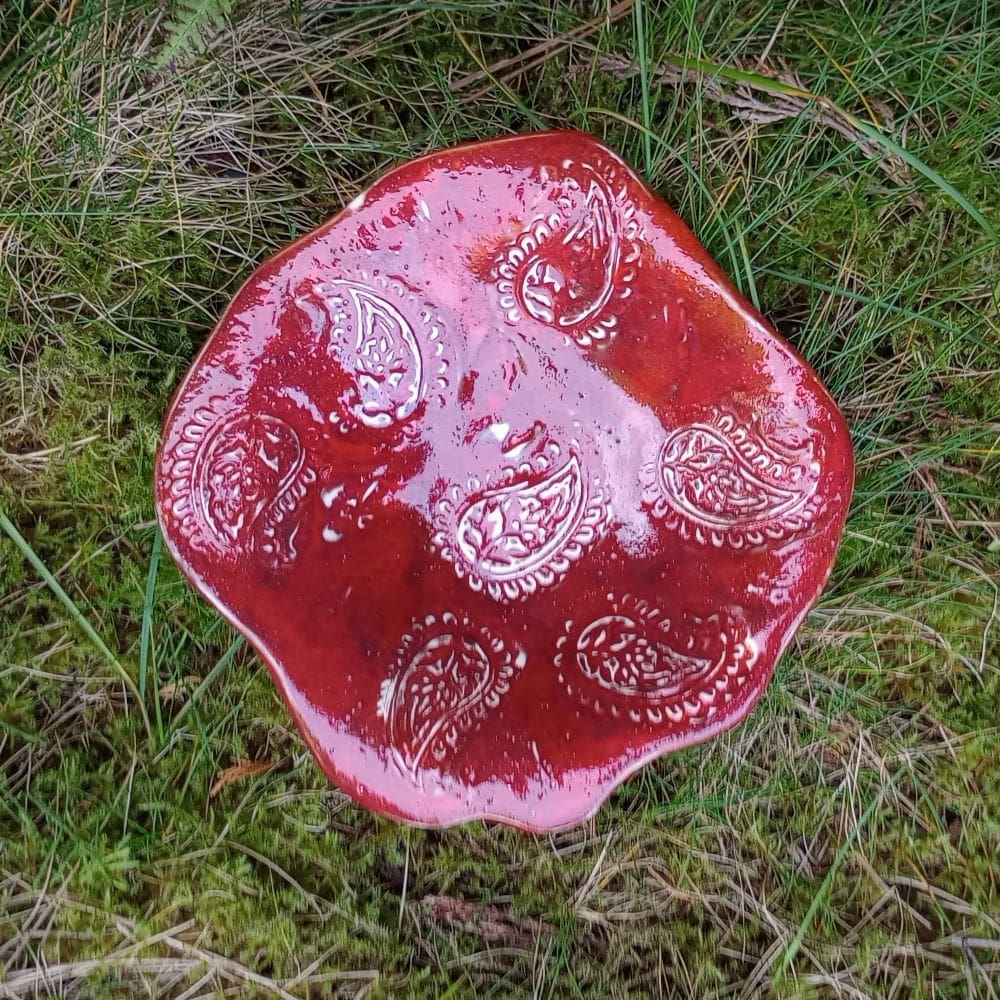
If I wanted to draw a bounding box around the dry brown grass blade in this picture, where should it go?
[208,757,276,798]
[0,958,202,998]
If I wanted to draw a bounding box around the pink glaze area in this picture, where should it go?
[155,131,854,831]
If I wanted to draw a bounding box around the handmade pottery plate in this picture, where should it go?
[156,131,853,831]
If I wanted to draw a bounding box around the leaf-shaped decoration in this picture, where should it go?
[347,284,424,427]
[378,613,526,779]
[552,179,619,328]
[641,412,821,549]
[162,408,315,567]
[666,428,799,520]
[457,456,580,575]
[495,165,643,347]
[303,279,427,429]
[516,179,619,331]
[556,594,760,726]
[433,447,611,602]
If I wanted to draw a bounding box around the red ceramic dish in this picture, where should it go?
[156,131,853,830]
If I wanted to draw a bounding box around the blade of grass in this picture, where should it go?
[838,114,999,242]
[446,15,547,130]
[632,0,653,176]
[0,508,151,738]
[649,53,999,242]
[772,766,905,982]
[167,634,245,738]
[139,527,164,740]
[759,267,960,336]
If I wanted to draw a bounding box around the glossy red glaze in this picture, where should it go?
[156,131,853,830]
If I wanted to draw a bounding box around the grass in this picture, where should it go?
[1,0,999,996]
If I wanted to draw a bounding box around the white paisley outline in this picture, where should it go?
[295,271,449,432]
[431,441,611,602]
[640,409,823,549]
[555,593,759,725]
[495,160,643,347]
[160,403,316,568]
[377,611,526,781]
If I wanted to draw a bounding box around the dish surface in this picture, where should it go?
[155,131,854,830]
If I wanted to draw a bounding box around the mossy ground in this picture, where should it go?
[1,1,998,997]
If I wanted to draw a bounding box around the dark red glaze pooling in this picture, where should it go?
[155,131,854,830]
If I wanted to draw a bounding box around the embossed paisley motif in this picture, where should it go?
[496,164,642,347]
[296,275,448,430]
[378,612,526,779]
[162,407,316,567]
[556,594,758,724]
[641,410,822,548]
[432,443,611,602]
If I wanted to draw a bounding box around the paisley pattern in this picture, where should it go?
[161,406,316,567]
[431,443,611,602]
[641,410,821,548]
[296,275,448,430]
[378,612,526,779]
[496,163,642,347]
[556,594,759,724]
